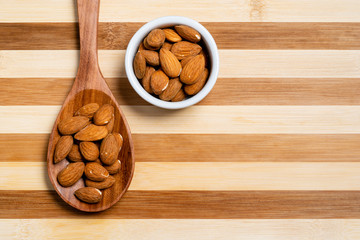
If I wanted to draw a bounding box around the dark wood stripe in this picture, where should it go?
[1,78,360,105]
[1,22,360,50]
[2,134,360,162]
[0,190,359,218]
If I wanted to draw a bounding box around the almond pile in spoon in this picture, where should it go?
[53,103,123,204]
[133,25,210,101]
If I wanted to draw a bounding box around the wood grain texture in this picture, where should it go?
[3,162,360,190]
[3,134,360,162]
[1,190,360,218]
[2,106,360,134]
[1,50,360,78]
[1,23,360,50]
[1,0,360,22]
[1,219,360,240]
[2,78,360,105]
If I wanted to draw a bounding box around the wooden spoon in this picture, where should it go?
[47,0,134,212]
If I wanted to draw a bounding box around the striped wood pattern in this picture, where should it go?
[1,0,360,239]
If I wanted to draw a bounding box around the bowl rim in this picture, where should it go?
[125,16,219,109]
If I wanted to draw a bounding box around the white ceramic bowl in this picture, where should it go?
[125,16,219,109]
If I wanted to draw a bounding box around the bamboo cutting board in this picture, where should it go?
[1,0,360,239]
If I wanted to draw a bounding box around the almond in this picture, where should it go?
[184,68,209,95]
[163,28,182,42]
[138,42,145,51]
[140,50,159,66]
[146,29,165,48]
[171,89,186,102]
[85,162,109,181]
[74,187,102,204]
[181,55,195,67]
[80,142,99,161]
[93,104,114,125]
[142,66,155,94]
[106,117,114,132]
[171,41,202,60]
[68,144,83,162]
[58,116,90,135]
[74,124,108,141]
[159,78,183,101]
[150,70,169,95]
[75,103,99,118]
[85,175,115,189]
[113,133,123,150]
[100,134,119,165]
[143,37,159,50]
[54,136,73,163]
[159,48,182,78]
[104,160,121,174]
[180,54,205,84]
[57,162,85,187]
[134,51,146,79]
[162,42,172,51]
[174,25,201,43]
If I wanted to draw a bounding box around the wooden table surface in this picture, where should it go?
[1,0,360,239]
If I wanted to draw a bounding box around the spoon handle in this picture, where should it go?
[76,0,102,83]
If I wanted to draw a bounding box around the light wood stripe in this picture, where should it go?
[3,134,360,162]
[1,219,359,239]
[1,190,360,218]
[1,50,360,78]
[2,23,360,50]
[2,78,360,105]
[1,0,360,22]
[2,162,360,190]
[1,106,360,134]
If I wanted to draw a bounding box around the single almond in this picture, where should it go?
[85,162,109,181]
[181,55,195,68]
[74,124,108,141]
[58,116,90,135]
[159,78,183,101]
[80,142,100,161]
[106,117,114,133]
[150,70,169,95]
[134,51,146,79]
[104,160,121,174]
[54,135,73,163]
[57,162,85,187]
[160,48,182,78]
[100,134,119,165]
[162,42,173,51]
[146,29,165,48]
[184,68,209,95]
[138,42,145,51]
[93,104,114,125]
[85,175,116,189]
[140,50,159,66]
[113,133,123,150]
[171,41,202,60]
[175,25,201,43]
[74,187,102,204]
[68,144,83,162]
[180,54,205,84]
[143,37,159,50]
[75,103,99,118]
[163,28,182,42]
[171,89,186,102]
[142,66,155,94]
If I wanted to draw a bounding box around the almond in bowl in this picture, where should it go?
[133,25,210,102]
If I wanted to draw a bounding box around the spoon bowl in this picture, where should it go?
[47,0,134,212]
